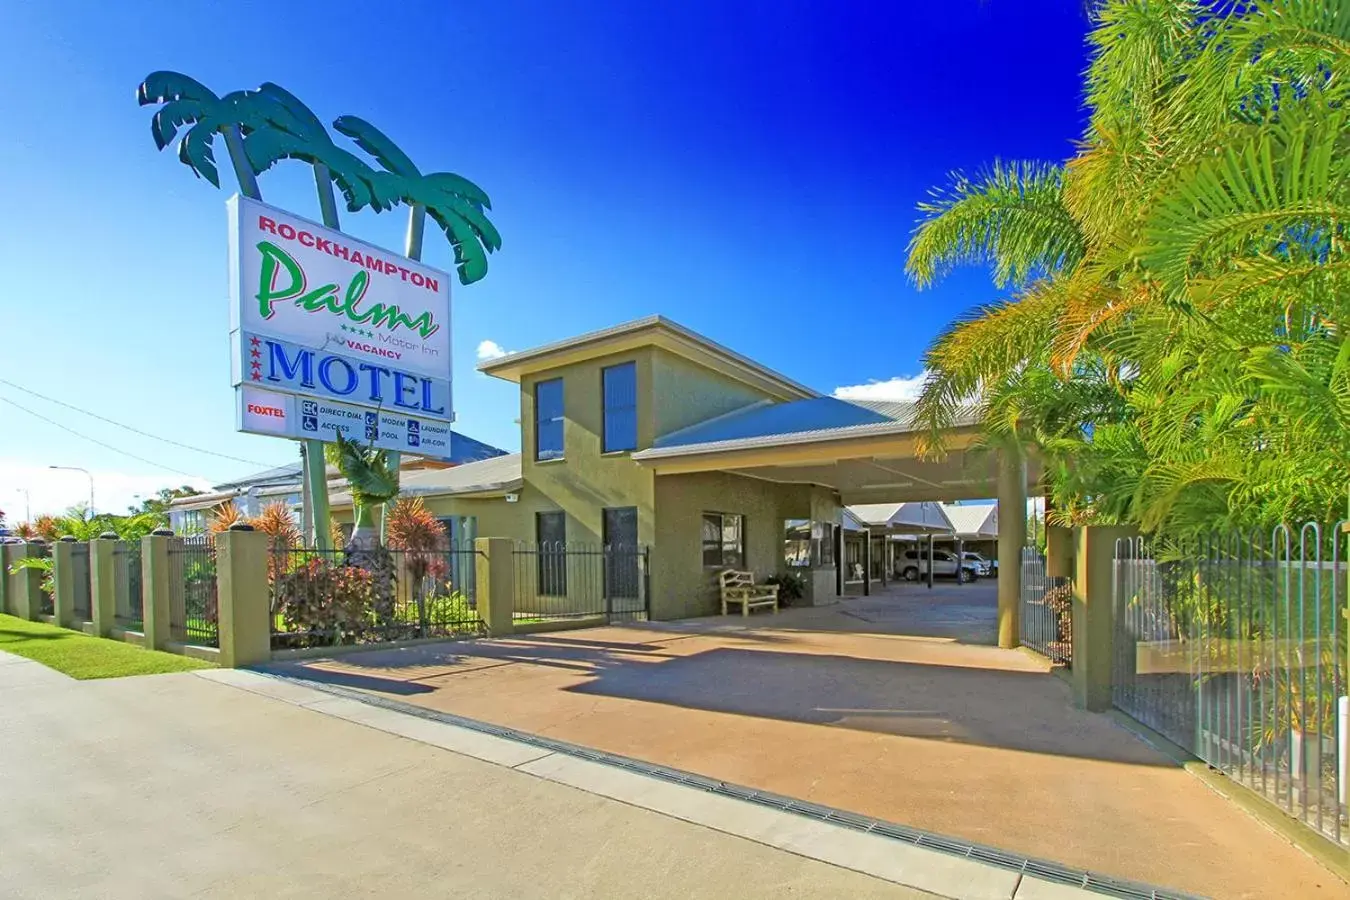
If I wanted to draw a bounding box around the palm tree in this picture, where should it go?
[328,433,400,554]
[903,0,1349,533]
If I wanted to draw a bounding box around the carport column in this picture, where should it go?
[52,537,77,628]
[1071,525,1135,711]
[90,534,118,637]
[834,525,845,597]
[217,526,271,668]
[142,530,173,651]
[996,450,1027,649]
[861,529,871,596]
[475,537,515,636]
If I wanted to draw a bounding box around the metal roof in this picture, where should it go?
[329,453,523,508]
[636,398,980,461]
[846,502,954,534]
[940,502,998,537]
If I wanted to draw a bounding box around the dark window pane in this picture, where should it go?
[603,507,639,600]
[536,511,567,595]
[722,514,744,569]
[601,362,637,452]
[535,379,564,461]
[701,514,722,567]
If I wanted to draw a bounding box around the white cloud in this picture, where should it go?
[0,460,211,522]
[833,372,929,403]
[476,339,510,361]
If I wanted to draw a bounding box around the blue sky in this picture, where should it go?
[0,0,1091,517]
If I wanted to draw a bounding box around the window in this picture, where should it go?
[536,511,567,595]
[535,378,564,461]
[601,362,637,452]
[816,523,836,567]
[701,512,744,568]
[603,507,639,600]
[784,519,811,568]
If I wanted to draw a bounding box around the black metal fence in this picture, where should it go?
[168,537,218,648]
[1019,545,1072,666]
[512,542,649,624]
[269,543,483,650]
[1112,523,1347,848]
[113,540,143,632]
[69,542,92,623]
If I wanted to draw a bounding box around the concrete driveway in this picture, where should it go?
[271,585,1343,900]
[0,653,947,899]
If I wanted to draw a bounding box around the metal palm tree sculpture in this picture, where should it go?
[243,83,390,217]
[334,115,502,285]
[136,71,282,192]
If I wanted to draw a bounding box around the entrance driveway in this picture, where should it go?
[271,584,1341,900]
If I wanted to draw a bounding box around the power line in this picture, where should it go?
[0,376,274,467]
[0,395,217,480]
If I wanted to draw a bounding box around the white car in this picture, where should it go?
[898,549,979,583]
[962,552,994,578]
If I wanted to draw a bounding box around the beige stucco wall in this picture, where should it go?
[652,471,828,619]
[650,349,773,440]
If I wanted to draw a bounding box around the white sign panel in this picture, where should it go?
[228,195,453,423]
[237,386,452,457]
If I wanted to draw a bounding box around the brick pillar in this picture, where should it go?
[52,537,77,628]
[1046,525,1073,580]
[474,537,515,636]
[216,526,271,668]
[142,530,174,651]
[1071,525,1135,711]
[90,533,118,637]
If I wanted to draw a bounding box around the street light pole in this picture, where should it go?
[15,487,30,522]
[49,466,95,518]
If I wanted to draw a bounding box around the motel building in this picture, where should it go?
[185,316,1029,633]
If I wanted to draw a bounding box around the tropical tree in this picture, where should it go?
[328,433,400,552]
[904,0,1349,534]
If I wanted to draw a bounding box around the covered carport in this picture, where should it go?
[632,398,1038,648]
[841,501,954,594]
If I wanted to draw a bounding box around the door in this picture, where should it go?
[603,507,639,604]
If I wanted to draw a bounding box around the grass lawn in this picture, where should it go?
[0,614,212,679]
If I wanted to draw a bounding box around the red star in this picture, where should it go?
[249,336,261,347]
[250,371,261,381]
[250,348,261,359]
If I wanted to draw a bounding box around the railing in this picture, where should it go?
[512,542,649,624]
[1019,546,1071,666]
[113,540,144,632]
[269,543,483,650]
[168,537,218,648]
[69,542,92,623]
[1112,523,1347,848]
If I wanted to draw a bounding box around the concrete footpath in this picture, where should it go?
[1,653,1156,900]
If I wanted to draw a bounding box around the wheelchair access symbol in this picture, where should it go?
[301,400,319,433]
[364,410,378,441]
[406,418,420,447]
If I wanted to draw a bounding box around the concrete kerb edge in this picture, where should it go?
[1101,709,1350,888]
[205,667,1202,900]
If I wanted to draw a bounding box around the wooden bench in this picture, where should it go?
[718,569,779,617]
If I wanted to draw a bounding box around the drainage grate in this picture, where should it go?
[262,670,1206,900]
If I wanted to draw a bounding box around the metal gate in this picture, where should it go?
[1112,525,1347,849]
[513,543,650,625]
[1019,544,1071,666]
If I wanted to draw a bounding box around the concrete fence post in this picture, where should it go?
[142,530,174,651]
[474,537,515,636]
[1046,525,1073,581]
[0,542,10,615]
[216,526,271,668]
[52,537,77,628]
[1071,525,1136,711]
[8,543,43,620]
[90,533,118,637]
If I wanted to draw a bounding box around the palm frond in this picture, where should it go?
[906,161,1084,289]
[332,115,420,177]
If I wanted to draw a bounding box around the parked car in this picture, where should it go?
[898,549,980,583]
[962,552,995,578]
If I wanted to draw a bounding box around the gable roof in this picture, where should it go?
[847,502,954,534]
[940,502,998,537]
[478,315,818,402]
